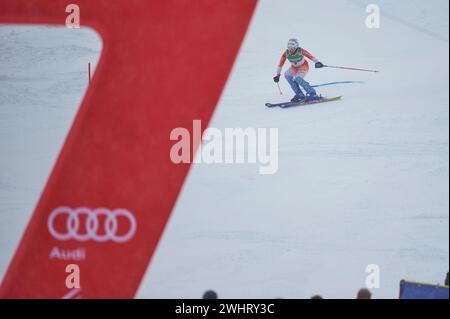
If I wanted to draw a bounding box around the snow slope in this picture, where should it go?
[1,0,449,299]
[135,0,449,299]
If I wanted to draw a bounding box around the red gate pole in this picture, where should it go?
[88,62,91,84]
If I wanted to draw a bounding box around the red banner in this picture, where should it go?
[0,0,256,298]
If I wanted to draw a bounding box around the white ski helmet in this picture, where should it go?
[287,38,299,51]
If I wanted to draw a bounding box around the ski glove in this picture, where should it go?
[273,75,280,83]
[315,62,324,69]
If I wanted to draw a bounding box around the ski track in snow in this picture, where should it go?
[0,1,448,299]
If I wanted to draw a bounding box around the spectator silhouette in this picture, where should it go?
[203,290,218,299]
[356,288,372,299]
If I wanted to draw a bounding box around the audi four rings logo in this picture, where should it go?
[47,207,137,243]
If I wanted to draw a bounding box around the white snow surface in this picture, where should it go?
[1,0,448,299]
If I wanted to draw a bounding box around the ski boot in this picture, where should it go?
[291,92,306,102]
[305,93,321,102]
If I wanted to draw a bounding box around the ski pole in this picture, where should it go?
[323,65,379,73]
[276,82,283,95]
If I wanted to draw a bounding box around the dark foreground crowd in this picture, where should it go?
[201,288,373,299]
[201,271,449,299]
